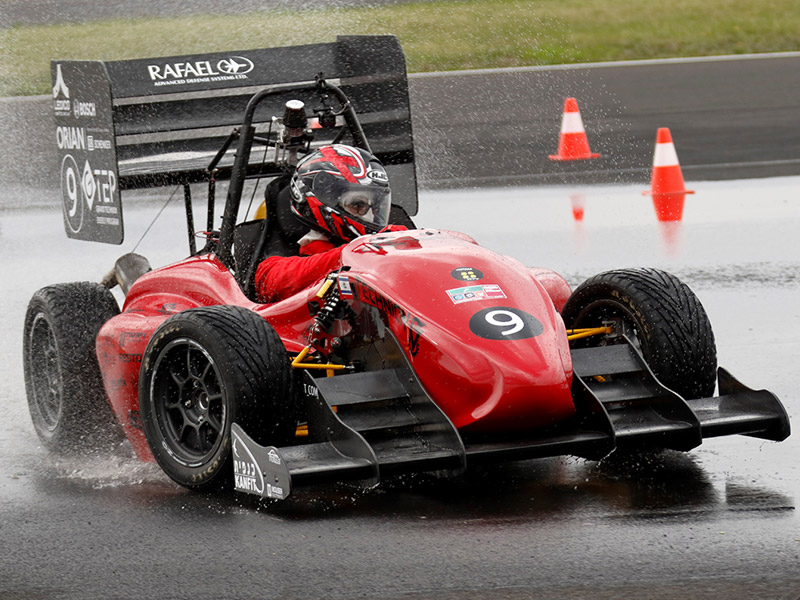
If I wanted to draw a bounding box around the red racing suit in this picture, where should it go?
[254,226,408,304]
[255,238,342,304]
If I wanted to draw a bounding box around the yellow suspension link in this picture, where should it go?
[566,326,613,341]
[290,345,349,372]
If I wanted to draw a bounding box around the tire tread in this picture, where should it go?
[562,268,717,399]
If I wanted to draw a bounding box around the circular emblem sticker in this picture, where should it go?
[451,267,484,281]
[469,307,544,341]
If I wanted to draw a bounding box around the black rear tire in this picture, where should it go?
[23,282,122,452]
[139,305,296,490]
[561,268,717,399]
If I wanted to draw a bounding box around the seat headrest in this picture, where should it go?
[274,185,307,242]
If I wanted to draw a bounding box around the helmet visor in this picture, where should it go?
[314,172,392,228]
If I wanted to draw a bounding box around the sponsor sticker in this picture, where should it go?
[73,100,96,118]
[451,266,484,281]
[119,331,146,348]
[52,64,71,115]
[367,169,388,183]
[446,284,506,305]
[146,56,255,87]
[267,449,281,465]
[266,483,284,498]
[87,136,112,151]
[232,431,264,496]
[338,274,353,298]
[118,353,142,363]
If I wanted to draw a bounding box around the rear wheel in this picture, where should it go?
[23,282,122,452]
[561,268,717,399]
[139,305,296,490]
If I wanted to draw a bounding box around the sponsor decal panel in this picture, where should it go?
[146,56,255,88]
[446,284,506,305]
[52,61,123,243]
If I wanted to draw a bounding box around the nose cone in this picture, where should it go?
[460,332,575,432]
[413,307,575,434]
[340,229,577,434]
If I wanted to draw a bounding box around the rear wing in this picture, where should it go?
[50,35,417,245]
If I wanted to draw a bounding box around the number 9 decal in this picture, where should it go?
[61,154,83,234]
[468,307,544,340]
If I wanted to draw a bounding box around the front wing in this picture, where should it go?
[232,337,790,500]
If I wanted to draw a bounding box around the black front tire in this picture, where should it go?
[561,268,717,399]
[139,305,296,491]
[23,282,122,452]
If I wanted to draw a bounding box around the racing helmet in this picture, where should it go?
[289,144,392,241]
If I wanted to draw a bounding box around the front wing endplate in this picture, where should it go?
[231,423,292,500]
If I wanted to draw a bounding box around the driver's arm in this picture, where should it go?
[254,246,343,303]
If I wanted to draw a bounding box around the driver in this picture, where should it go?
[255,144,402,303]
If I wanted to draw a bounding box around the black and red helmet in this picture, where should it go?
[289,145,392,241]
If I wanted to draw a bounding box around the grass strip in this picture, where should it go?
[1,0,798,96]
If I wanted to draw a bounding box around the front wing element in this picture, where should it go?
[233,338,790,500]
[231,424,292,500]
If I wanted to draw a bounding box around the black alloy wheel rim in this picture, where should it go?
[150,338,227,467]
[28,313,62,431]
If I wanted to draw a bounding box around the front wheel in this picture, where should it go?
[561,268,717,399]
[139,306,296,490]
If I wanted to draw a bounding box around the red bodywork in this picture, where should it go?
[96,229,575,461]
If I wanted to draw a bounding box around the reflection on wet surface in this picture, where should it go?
[13,440,793,525]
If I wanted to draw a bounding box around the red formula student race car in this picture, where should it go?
[25,37,789,500]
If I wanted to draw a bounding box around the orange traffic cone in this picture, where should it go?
[643,127,694,222]
[549,98,601,161]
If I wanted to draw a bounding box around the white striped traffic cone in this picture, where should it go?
[549,97,601,161]
[643,127,694,221]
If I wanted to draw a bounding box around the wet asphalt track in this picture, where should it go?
[1,176,799,599]
[2,4,800,598]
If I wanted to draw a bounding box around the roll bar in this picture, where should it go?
[216,78,370,268]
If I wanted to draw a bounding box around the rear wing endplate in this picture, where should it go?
[50,35,417,244]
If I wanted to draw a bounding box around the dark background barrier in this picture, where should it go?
[2,52,799,208]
